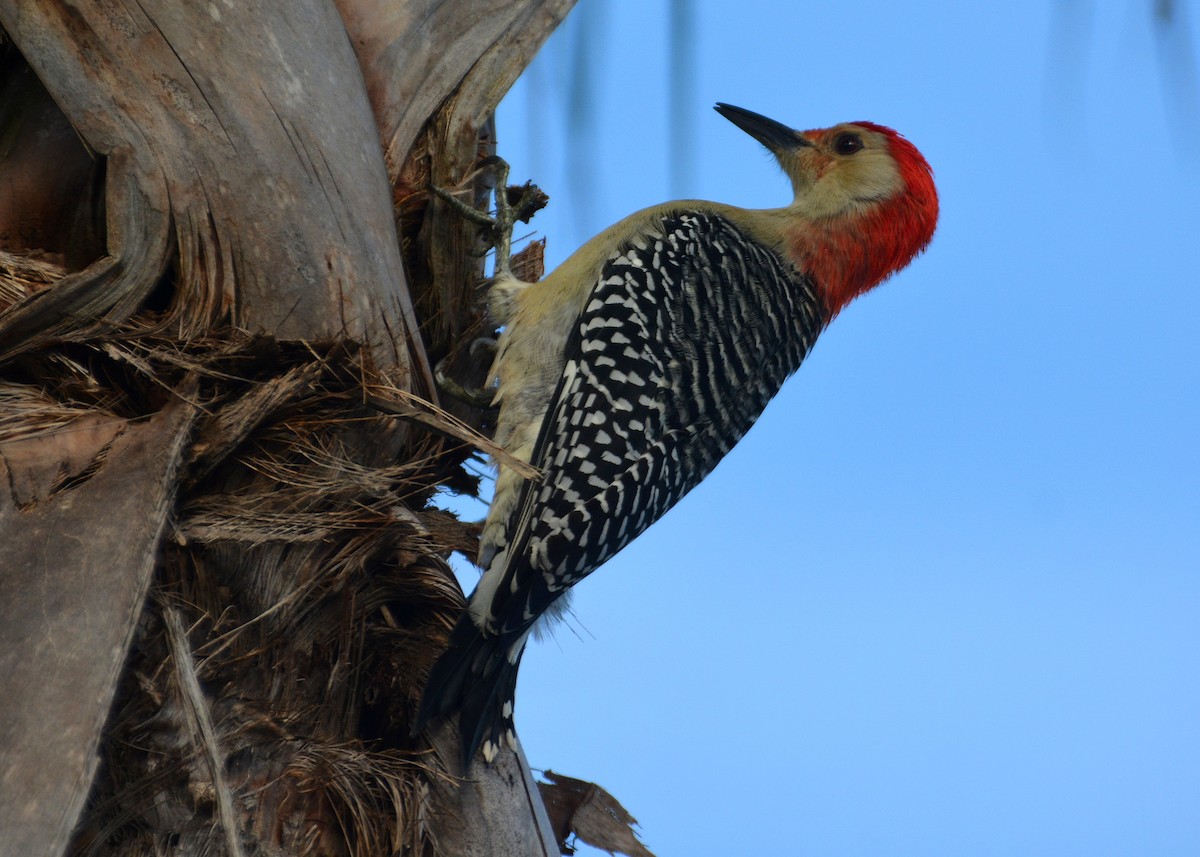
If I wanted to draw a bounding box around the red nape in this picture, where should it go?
[792,125,939,318]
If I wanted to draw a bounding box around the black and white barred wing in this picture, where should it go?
[485,211,826,636]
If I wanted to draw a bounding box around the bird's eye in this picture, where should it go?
[833,132,863,155]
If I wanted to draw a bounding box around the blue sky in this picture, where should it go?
[451,2,1200,854]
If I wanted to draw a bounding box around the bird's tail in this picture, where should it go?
[413,613,525,768]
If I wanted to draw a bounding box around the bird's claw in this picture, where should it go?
[432,157,545,281]
[434,340,500,410]
[468,335,499,357]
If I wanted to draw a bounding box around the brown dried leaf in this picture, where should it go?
[419,508,483,559]
[538,770,656,857]
[511,236,546,284]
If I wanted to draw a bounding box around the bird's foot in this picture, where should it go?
[434,336,499,409]
[432,156,547,280]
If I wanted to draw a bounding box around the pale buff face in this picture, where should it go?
[779,124,905,220]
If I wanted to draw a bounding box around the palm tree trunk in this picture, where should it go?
[0,2,574,854]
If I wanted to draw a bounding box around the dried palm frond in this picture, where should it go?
[0,321,483,857]
[0,248,64,311]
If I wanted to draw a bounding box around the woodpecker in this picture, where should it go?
[417,103,938,767]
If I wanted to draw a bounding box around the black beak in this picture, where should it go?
[714,103,812,151]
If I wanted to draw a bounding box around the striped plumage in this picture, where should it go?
[493,211,825,612]
[415,104,938,767]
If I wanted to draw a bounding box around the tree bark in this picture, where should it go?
[0,1,422,373]
[0,395,197,857]
[0,1,574,854]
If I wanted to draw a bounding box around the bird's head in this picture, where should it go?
[715,103,938,317]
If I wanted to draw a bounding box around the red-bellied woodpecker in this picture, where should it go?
[416,103,939,766]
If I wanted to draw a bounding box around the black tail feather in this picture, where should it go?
[414,614,525,769]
